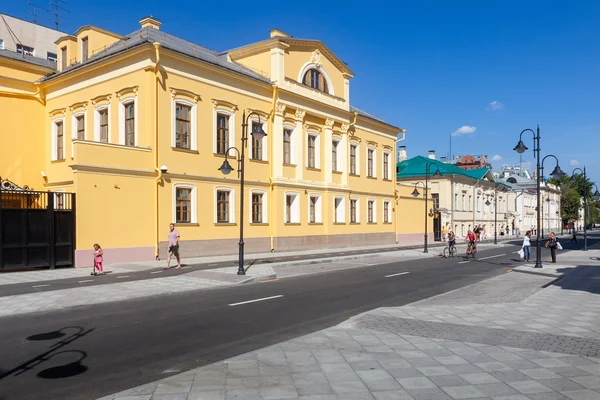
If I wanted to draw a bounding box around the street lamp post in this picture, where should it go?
[546,197,551,239]
[485,186,499,244]
[593,184,600,231]
[411,162,442,253]
[218,111,267,275]
[571,167,588,251]
[514,127,564,268]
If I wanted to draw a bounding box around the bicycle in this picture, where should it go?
[443,243,457,258]
[466,241,477,258]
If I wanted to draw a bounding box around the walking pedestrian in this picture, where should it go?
[571,230,577,243]
[521,231,531,263]
[546,232,558,264]
[441,226,447,242]
[165,223,182,269]
[91,243,104,276]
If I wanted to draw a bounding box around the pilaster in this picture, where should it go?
[294,109,306,181]
[272,102,286,177]
[341,123,350,186]
[324,118,334,183]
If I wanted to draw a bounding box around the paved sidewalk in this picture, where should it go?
[101,266,600,400]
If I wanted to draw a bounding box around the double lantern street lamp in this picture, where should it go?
[484,183,500,245]
[513,126,564,268]
[218,111,267,275]
[411,163,442,253]
[572,166,591,251]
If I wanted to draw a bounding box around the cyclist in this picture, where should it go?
[447,230,455,250]
[465,230,477,254]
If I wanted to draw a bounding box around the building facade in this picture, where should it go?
[450,154,491,170]
[0,13,66,62]
[1,16,410,268]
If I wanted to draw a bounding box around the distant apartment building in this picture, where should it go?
[0,13,66,63]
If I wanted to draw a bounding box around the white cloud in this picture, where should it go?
[451,125,477,137]
[491,155,502,161]
[489,101,504,110]
[570,160,580,166]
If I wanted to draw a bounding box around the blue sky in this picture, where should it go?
[5,0,599,183]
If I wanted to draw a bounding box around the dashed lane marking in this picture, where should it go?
[229,295,284,307]
[385,272,410,278]
[117,275,130,279]
[32,284,50,288]
[458,261,471,264]
[479,254,506,260]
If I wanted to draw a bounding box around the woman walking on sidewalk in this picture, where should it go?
[521,231,531,263]
[546,232,558,263]
[92,243,104,276]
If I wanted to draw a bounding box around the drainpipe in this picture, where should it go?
[450,173,455,231]
[153,42,161,259]
[268,85,278,252]
[393,130,406,244]
[472,178,483,229]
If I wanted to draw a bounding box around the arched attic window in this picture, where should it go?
[302,69,329,93]
[507,177,517,184]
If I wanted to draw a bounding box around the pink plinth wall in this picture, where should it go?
[75,246,155,268]
[397,233,435,246]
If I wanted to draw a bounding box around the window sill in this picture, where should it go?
[213,153,229,158]
[350,222,360,225]
[250,222,269,226]
[306,167,321,172]
[309,222,323,225]
[214,223,237,226]
[368,222,378,225]
[51,159,66,164]
[383,222,392,225]
[367,176,377,180]
[74,139,151,152]
[383,178,392,182]
[332,171,343,175]
[333,222,346,225]
[172,147,199,154]
[349,173,360,177]
[249,159,269,164]
[175,222,200,226]
[283,163,296,167]
[285,222,301,226]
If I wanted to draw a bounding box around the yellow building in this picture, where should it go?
[0,16,415,268]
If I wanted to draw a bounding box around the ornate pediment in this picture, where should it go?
[0,178,34,191]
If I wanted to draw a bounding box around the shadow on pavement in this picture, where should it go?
[553,265,600,295]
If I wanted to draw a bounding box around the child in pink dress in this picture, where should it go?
[92,243,104,276]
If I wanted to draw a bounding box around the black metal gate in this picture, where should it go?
[0,180,76,270]
[433,214,442,241]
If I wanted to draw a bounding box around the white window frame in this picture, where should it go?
[250,189,268,224]
[382,151,391,180]
[214,186,235,224]
[332,138,341,172]
[297,62,336,96]
[307,132,321,169]
[172,99,197,150]
[94,105,111,143]
[16,44,34,56]
[383,200,392,223]
[367,147,377,178]
[349,143,360,175]
[350,198,360,223]
[51,117,65,161]
[119,96,138,147]
[283,125,296,165]
[213,108,235,156]
[47,52,57,62]
[367,198,377,223]
[249,117,268,161]
[0,39,4,50]
[284,192,300,224]
[334,195,346,223]
[71,111,85,158]
[308,194,323,223]
[173,184,197,224]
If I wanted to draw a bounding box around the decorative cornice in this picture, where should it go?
[382,144,394,151]
[325,118,335,129]
[366,140,378,147]
[116,86,140,99]
[341,123,350,134]
[211,99,238,111]
[305,124,322,133]
[69,101,88,112]
[349,135,362,143]
[283,118,297,127]
[170,87,201,103]
[247,108,269,119]
[294,109,306,121]
[49,108,66,118]
[275,102,287,116]
[332,131,343,138]
[91,94,111,105]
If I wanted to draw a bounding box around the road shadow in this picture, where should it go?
[0,326,93,381]
[552,265,600,295]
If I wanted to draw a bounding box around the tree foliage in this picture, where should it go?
[550,173,599,226]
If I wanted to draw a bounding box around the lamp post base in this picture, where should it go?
[237,270,246,275]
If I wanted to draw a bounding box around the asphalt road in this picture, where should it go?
[0,237,591,400]
[0,238,524,297]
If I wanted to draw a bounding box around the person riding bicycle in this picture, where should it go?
[465,230,477,252]
[447,230,455,248]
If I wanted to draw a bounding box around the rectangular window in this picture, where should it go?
[175,103,191,149]
[251,122,262,160]
[332,140,339,171]
[308,135,316,168]
[433,194,440,211]
[309,196,318,223]
[350,199,357,223]
[99,109,108,143]
[124,102,135,146]
[350,145,357,174]
[384,202,390,223]
[56,193,64,210]
[76,115,85,140]
[55,121,64,160]
[81,37,88,62]
[334,197,343,223]
[0,39,4,50]
[217,190,230,223]
[216,113,229,155]
[368,149,374,177]
[252,193,263,223]
[285,195,293,223]
[383,153,389,180]
[283,129,292,164]
[17,44,34,56]
[368,200,374,223]
[60,47,67,70]
[176,188,191,223]
[47,52,57,63]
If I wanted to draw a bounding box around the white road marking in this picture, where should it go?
[458,261,471,264]
[479,254,506,260]
[385,272,410,278]
[78,280,94,283]
[229,295,284,307]
[117,275,130,279]
[32,284,50,288]
[151,271,162,274]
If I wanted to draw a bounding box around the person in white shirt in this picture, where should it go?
[522,231,532,262]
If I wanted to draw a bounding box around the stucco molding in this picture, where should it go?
[305,124,322,133]
[325,118,335,129]
[366,140,378,148]
[349,134,362,143]
[170,87,201,103]
[382,144,394,151]
[332,131,343,138]
[91,93,111,106]
[70,164,155,177]
[294,109,306,121]
[275,102,287,116]
[49,107,67,118]
[246,108,269,119]
[116,85,140,99]
[69,101,88,112]
[211,99,238,112]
